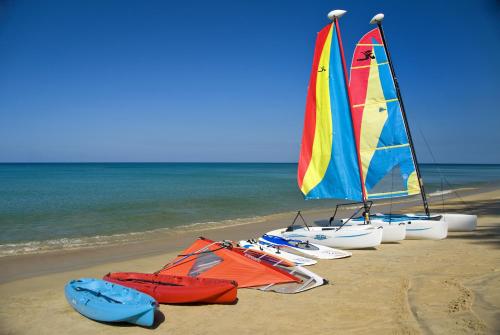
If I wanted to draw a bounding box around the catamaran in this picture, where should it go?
[342,13,477,239]
[268,10,385,249]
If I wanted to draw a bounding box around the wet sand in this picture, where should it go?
[0,188,499,334]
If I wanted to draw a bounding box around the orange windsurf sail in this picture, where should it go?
[157,237,300,288]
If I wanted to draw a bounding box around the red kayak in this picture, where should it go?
[103,272,237,304]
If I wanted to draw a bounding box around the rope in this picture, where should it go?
[389,153,395,223]
[417,127,469,210]
[154,240,231,274]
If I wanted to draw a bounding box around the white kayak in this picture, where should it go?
[268,224,383,249]
[238,240,317,266]
[259,233,352,259]
[350,213,449,240]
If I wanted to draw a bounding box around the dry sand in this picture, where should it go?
[0,189,499,334]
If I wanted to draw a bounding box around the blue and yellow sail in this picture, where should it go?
[297,22,362,200]
[349,28,420,200]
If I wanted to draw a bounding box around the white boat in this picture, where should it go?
[264,226,382,250]
[237,240,318,266]
[283,10,380,250]
[343,211,476,239]
[259,233,353,258]
[292,10,474,247]
[337,13,476,238]
[359,213,475,234]
[347,214,447,240]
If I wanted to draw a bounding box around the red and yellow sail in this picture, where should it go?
[349,28,420,199]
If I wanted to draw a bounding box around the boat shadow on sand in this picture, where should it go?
[443,199,500,249]
[167,298,239,307]
[447,225,500,250]
[95,309,166,329]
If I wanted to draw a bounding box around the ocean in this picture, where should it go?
[1,163,499,256]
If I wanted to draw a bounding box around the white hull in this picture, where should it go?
[375,222,406,242]
[442,213,477,232]
[366,212,475,235]
[405,219,448,240]
[269,226,383,250]
[367,214,448,240]
[337,220,406,242]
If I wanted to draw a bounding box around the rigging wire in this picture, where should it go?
[417,127,469,210]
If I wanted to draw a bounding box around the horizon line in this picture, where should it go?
[1,161,499,165]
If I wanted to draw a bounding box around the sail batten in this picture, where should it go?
[349,28,420,200]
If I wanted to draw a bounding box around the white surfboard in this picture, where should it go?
[238,240,317,266]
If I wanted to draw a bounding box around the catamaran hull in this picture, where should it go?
[442,213,477,232]
[271,226,383,249]
[365,212,475,233]
[365,215,447,240]
[405,219,448,240]
[337,221,406,242]
[374,223,405,242]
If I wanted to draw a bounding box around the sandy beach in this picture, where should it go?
[0,187,499,335]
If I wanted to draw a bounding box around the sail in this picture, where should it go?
[158,238,300,289]
[349,28,420,200]
[297,22,362,201]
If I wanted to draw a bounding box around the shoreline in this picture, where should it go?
[0,185,499,334]
[0,184,493,285]
[0,184,486,258]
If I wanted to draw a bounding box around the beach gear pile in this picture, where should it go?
[65,236,348,326]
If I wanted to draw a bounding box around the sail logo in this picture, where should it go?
[314,234,327,240]
[357,50,375,61]
[318,65,327,73]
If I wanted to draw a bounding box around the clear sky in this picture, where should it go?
[1,0,499,163]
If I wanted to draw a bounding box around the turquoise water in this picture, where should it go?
[1,163,499,254]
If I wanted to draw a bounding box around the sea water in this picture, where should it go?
[1,163,499,255]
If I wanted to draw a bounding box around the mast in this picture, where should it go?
[370,13,430,216]
[329,10,370,219]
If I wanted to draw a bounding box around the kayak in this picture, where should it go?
[237,240,317,266]
[65,278,157,327]
[103,272,237,304]
[259,233,352,259]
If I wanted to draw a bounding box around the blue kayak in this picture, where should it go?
[65,278,158,327]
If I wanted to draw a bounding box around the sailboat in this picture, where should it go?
[268,10,384,249]
[343,13,477,238]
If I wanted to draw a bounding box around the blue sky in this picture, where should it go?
[0,0,499,163]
